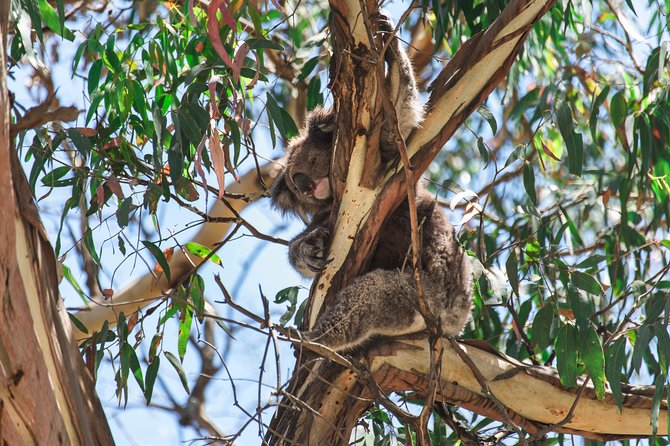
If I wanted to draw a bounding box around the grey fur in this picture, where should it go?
[271,14,472,352]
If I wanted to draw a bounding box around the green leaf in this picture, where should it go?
[144,357,160,404]
[577,326,605,400]
[246,37,283,51]
[477,105,497,135]
[523,162,537,205]
[556,100,583,176]
[190,274,205,323]
[88,59,103,95]
[589,85,609,141]
[567,284,590,332]
[506,250,519,296]
[68,313,89,335]
[605,337,626,411]
[476,137,489,165]
[275,286,299,327]
[41,165,71,187]
[555,323,578,388]
[184,242,222,266]
[116,197,137,228]
[653,323,670,372]
[297,56,320,82]
[165,351,190,394]
[531,303,554,350]
[559,206,584,247]
[141,240,171,282]
[83,228,100,265]
[650,373,665,438]
[266,93,298,140]
[178,307,193,362]
[571,271,603,295]
[38,0,75,40]
[632,325,652,373]
[610,90,628,127]
[124,343,145,392]
[62,264,87,302]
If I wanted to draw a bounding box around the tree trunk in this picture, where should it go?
[264,0,666,444]
[0,5,115,444]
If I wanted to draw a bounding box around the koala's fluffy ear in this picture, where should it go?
[306,107,336,140]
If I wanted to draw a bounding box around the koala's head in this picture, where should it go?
[271,107,336,220]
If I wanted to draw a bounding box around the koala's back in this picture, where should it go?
[371,187,453,273]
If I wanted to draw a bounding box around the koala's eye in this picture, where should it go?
[292,173,313,194]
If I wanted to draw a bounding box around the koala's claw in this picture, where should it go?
[372,12,394,35]
[289,227,332,276]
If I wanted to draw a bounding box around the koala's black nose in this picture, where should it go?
[292,173,313,194]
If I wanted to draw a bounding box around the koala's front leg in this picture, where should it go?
[289,226,331,278]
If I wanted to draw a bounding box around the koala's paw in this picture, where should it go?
[289,227,331,277]
[372,11,394,35]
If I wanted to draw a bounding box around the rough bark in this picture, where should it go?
[0,4,114,444]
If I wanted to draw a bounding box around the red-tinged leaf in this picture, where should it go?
[126,311,139,333]
[209,127,226,198]
[208,77,220,120]
[602,187,611,205]
[194,135,208,201]
[246,50,261,89]
[96,183,104,212]
[231,42,250,84]
[73,127,98,137]
[207,0,233,68]
[218,1,237,29]
[188,0,197,24]
[106,175,124,199]
[542,142,561,161]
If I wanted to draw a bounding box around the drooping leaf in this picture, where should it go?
[605,337,627,411]
[578,326,605,400]
[144,357,160,404]
[632,325,652,373]
[531,303,554,350]
[567,284,590,332]
[142,240,171,282]
[165,351,190,394]
[477,105,497,135]
[178,307,193,362]
[555,322,578,388]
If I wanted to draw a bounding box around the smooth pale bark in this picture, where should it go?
[372,339,667,438]
[0,4,114,443]
[72,161,282,339]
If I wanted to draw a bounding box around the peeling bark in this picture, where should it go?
[0,4,114,443]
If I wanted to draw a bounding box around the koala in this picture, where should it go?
[271,15,472,352]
